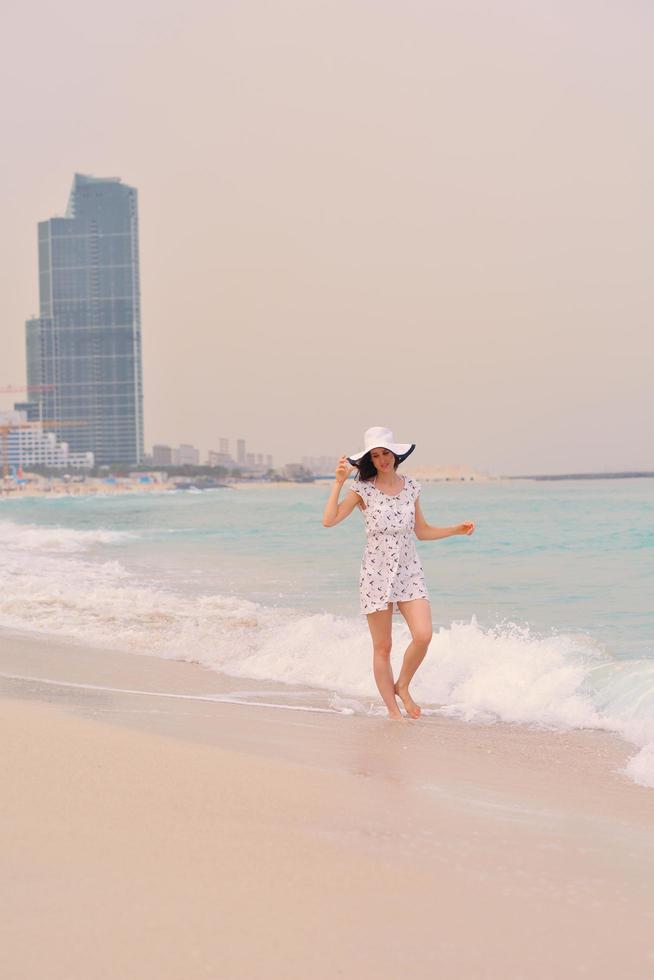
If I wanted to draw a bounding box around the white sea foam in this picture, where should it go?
[0,519,131,553]
[1,519,653,788]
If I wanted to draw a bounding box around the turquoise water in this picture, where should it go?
[2,478,652,659]
[1,477,653,787]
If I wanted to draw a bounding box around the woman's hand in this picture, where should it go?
[335,456,354,485]
[457,522,475,536]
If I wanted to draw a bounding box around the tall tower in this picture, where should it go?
[26,173,144,465]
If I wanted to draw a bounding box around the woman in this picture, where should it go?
[322,426,475,720]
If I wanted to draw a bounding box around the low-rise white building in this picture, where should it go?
[152,444,173,466]
[1,410,94,470]
[208,450,235,468]
[171,444,199,466]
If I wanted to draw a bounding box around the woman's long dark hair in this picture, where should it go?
[353,450,400,481]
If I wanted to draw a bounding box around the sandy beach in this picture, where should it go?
[1,630,653,980]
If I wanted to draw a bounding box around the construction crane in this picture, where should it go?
[0,419,88,480]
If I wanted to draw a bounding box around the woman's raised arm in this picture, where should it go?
[322,457,360,527]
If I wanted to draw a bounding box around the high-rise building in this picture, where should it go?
[26,173,144,465]
[236,439,246,464]
[219,437,229,455]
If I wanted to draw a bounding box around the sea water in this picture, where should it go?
[1,477,653,786]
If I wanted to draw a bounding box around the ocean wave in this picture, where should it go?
[0,518,653,788]
[0,519,131,553]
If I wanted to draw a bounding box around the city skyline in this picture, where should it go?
[1,2,652,476]
[153,437,275,472]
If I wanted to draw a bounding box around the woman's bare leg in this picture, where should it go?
[366,604,403,719]
[394,599,433,719]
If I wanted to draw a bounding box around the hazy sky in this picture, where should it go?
[1,0,652,474]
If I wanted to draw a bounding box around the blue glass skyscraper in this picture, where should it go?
[26,173,144,465]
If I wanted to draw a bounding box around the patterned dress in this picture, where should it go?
[349,473,430,615]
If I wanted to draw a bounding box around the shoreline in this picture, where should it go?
[3,472,653,500]
[1,625,652,795]
[1,629,654,978]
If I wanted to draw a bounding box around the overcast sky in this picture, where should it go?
[1,0,652,474]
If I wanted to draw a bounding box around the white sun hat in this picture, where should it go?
[347,426,416,465]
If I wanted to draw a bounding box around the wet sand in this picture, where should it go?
[1,630,653,979]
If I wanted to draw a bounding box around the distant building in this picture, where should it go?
[208,450,234,468]
[13,400,41,422]
[152,444,172,466]
[301,455,338,476]
[26,173,144,465]
[283,463,313,482]
[171,444,199,466]
[0,410,93,470]
[207,439,271,471]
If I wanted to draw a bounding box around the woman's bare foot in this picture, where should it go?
[394,682,421,719]
[387,706,405,720]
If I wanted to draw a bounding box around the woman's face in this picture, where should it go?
[370,447,395,473]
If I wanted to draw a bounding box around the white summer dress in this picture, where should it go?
[349,473,430,615]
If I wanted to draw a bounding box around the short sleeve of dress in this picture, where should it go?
[349,476,366,500]
[409,476,421,502]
